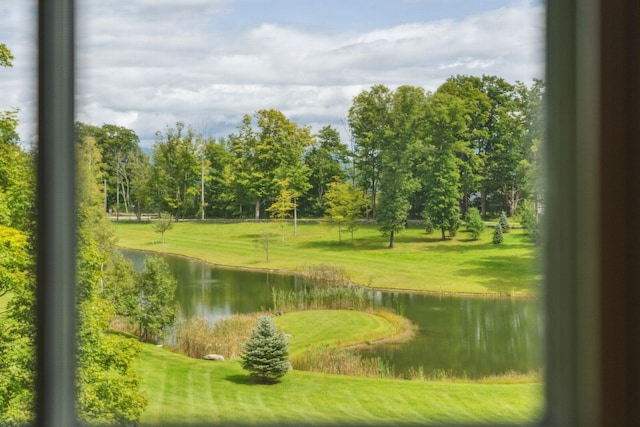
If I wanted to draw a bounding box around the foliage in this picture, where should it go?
[324,180,366,244]
[152,122,200,220]
[136,256,178,342]
[348,84,392,218]
[422,90,465,240]
[518,200,542,244]
[465,207,485,240]
[499,211,511,233]
[424,216,434,234]
[153,213,173,243]
[240,316,290,383]
[266,181,296,241]
[302,125,350,216]
[493,224,504,244]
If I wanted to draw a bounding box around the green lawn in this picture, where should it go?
[135,310,543,425]
[114,220,541,296]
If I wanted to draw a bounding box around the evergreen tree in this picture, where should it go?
[499,211,511,233]
[240,316,290,383]
[465,207,485,240]
[493,223,504,244]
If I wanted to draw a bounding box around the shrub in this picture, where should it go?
[465,207,485,240]
[424,216,434,234]
[498,211,510,233]
[240,316,290,383]
[493,223,504,244]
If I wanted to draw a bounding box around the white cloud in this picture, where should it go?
[1,0,544,147]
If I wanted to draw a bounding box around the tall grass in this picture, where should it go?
[292,344,393,378]
[300,263,349,286]
[272,285,371,312]
[173,314,259,359]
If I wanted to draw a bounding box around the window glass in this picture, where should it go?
[0,1,545,425]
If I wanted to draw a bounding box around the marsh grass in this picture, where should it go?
[300,263,349,286]
[292,344,393,378]
[272,285,370,312]
[173,313,260,359]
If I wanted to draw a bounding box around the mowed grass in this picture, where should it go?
[114,220,541,296]
[275,310,400,355]
[135,310,543,425]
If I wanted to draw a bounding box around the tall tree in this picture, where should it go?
[422,90,466,240]
[348,85,392,219]
[302,125,350,216]
[228,110,312,221]
[377,86,424,248]
[152,122,200,220]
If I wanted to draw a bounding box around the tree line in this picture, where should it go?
[78,74,543,247]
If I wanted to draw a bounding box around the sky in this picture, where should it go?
[0,0,544,148]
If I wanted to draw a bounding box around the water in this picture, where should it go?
[121,248,542,378]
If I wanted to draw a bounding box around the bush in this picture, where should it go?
[424,216,434,234]
[493,223,504,244]
[465,207,485,240]
[498,211,510,233]
[240,316,290,383]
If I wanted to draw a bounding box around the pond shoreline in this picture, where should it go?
[115,245,538,299]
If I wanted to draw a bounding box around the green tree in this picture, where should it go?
[422,91,465,240]
[267,181,297,242]
[324,180,366,244]
[493,223,504,244]
[152,122,200,220]
[240,316,290,383]
[136,256,178,342]
[377,86,424,248]
[499,211,511,233]
[227,111,312,221]
[302,125,350,216]
[154,213,173,244]
[465,207,485,240]
[76,135,147,424]
[348,85,393,219]
[75,122,142,216]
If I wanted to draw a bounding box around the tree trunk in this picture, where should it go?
[480,188,487,218]
[441,228,446,240]
[255,198,261,220]
[388,230,395,248]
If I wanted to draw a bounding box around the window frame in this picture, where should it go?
[36,0,640,425]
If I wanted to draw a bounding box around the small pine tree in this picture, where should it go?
[493,223,504,244]
[465,207,485,240]
[498,211,510,233]
[240,316,290,383]
[424,216,434,234]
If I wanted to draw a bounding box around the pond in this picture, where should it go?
[121,248,542,379]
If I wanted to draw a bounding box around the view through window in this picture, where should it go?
[0,1,545,425]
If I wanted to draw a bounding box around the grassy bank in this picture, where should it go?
[114,221,541,296]
[135,309,543,425]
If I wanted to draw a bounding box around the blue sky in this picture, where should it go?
[0,0,544,147]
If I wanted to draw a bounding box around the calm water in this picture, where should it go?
[121,249,542,378]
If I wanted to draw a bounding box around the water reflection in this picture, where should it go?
[121,248,542,378]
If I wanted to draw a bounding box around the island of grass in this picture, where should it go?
[136,309,542,425]
[114,220,541,297]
